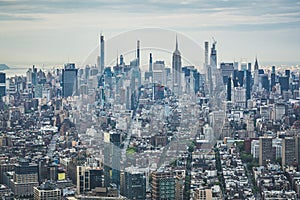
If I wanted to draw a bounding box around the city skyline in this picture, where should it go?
[0,0,299,67]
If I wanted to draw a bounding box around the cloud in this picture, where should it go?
[0,14,40,21]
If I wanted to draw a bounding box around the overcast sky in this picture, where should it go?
[0,0,299,68]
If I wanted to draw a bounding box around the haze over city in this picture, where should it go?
[0,0,300,67]
[1,1,300,200]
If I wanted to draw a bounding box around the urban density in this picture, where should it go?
[0,30,300,200]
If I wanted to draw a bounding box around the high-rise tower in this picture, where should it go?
[0,72,5,101]
[100,34,105,74]
[149,53,153,72]
[254,57,259,70]
[137,40,140,67]
[210,40,217,70]
[172,36,182,95]
[204,41,209,67]
[62,63,78,97]
[227,76,231,101]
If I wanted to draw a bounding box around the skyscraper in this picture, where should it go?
[210,39,217,96]
[137,40,140,67]
[282,137,296,167]
[204,41,209,67]
[245,70,251,101]
[227,77,231,101]
[172,36,182,95]
[149,53,153,72]
[151,170,175,200]
[0,72,5,101]
[77,166,103,194]
[205,41,213,96]
[120,169,146,200]
[62,63,78,97]
[103,131,122,187]
[254,57,259,70]
[100,34,105,74]
[210,40,217,70]
[259,136,273,166]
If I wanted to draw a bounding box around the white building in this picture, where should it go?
[233,87,246,108]
[251,140,260,158]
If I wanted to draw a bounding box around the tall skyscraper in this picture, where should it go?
[227,77,231,101]
[111,132,121,187]
[103,131,121,187]
[0,72,5,101]
[245,70,251,101]
[210,40,217,70]
[149,53,153,72]
[137,40,140,67]
[254,57,259,70]
[172,36,182,95]
[100,34,105,74]
[62,63,78,97]
[210,39,217,96]
[204,41,209,67]
[204,41,213,96]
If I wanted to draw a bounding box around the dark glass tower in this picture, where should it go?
[62,63,78,97]
[227,76,231,101]
[100,34,105,74]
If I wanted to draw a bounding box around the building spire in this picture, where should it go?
[254,56,259,70]
[175,34,178,51]
[173,34,180,55]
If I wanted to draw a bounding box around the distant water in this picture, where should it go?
[0,66,59,78]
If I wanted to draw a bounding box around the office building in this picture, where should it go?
[120,169,146,200]
[220,62,234,84]
[77,166,103,194]
[259,136,274,166]
[0,72,5,101]
[151,170,175,200]
[282,137,296,167]
[296,136,300,170]
[245,70,251,101]
[233,87,246,108]
[193,188,213,200]
[260,74,269,91]
[10,159,39,197]
[33,181,61,200]
[103,131,121,187]
[227,77,232,101]
[62,63,78,97]
[279,76,289,92]
[152,61,166,85]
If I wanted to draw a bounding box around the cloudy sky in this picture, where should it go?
[0,0,299,68]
